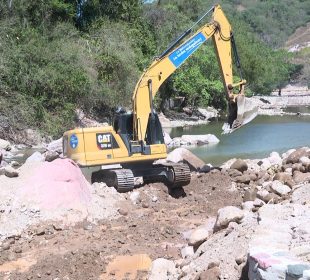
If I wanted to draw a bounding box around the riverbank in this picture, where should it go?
[160,89,310,130]
[0,142,310,279]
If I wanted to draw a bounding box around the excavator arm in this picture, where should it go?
[132,4,257,142]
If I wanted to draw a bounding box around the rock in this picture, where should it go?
[14,247,22,254]
[199,164,212,173]
[183,107,193,115]
[260,158,272,170]
[243,188,257,202]
[292,163,305,173]
[1,241,11,250]
[264,193,280,204]
[199,267,221,280]
[163,132,172,145]
[4,166,19,178]
[134,176,143,186]
[234,174,251,184]
[47,138,63,153]
[142,202,149,208]
[10,161,20,167]
[158,113,171,128]
[256,189,270,203]
[268,152,282,166]
[45,151,59,162]
[282,148,296,159]
[230,159,248,172]
[293,171,310,184]
[188,226,211,248]
[22,129,42,145]
[25,151,45,163]
[235,255,246,265]
[300,156,310,166]
[208,261,220,269]
[181,246,194,259]
[242,201,255,211]
[253,198,265,207]
[228,169,242,177]
[273,172,295,188]
[291,184,310,205]
[118,208,128,216]
[0,167,5,176]
[180,134,220,146]
[286,147,310,164]
[0,139,10,150]
[270,180,291,196]
[214,206,244,230]
[197,107,218,120]
[129,191,141,204]
[149,258,177,280]
[166,147,205,171]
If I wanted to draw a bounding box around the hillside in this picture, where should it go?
[285,23,310,86]
[0,0,307,139]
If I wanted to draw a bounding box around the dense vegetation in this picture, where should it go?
[0,0,308,137]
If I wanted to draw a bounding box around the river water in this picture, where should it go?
[170,109,310,166]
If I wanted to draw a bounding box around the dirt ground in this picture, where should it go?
[0,171,243,280]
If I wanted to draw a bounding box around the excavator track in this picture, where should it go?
[165,163,191,188]
[91,169,134,193]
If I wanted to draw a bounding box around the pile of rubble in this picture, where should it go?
[148,146,310,280]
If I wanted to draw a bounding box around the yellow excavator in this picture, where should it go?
[63,4,257,192]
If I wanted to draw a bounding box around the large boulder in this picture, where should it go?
[148,258,178,280]
[180,134,220,146]
[47,138,63,154]
[0,139,10,151]
[166,148,205,171]
[25,151,45,163]
[286,147,310,164]
[230,159,248,172]
[214,206,244,230]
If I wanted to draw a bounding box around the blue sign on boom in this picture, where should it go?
[169,32,207,68]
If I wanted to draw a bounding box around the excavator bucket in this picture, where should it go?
[223,95,258,134]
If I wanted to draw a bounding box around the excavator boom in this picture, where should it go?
[132,4,257,141]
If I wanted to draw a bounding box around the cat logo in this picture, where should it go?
[96,133,112,150]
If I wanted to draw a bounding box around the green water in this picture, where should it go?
[170,114,310,166]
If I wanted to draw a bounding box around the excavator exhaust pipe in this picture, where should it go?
[222,84,258,134]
